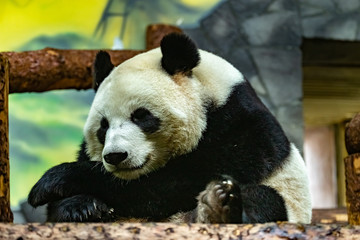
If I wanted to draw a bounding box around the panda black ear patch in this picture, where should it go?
[160,33,200,76]
[93,51,114,92]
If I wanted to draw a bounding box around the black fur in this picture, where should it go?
[96,117,108,144]
[161,33,200,75]
[76,141,90,162]
[93,51,114,91]
[130,108,161,133]
[47,195,115,222]
[28,80,289,223]
[241,185,287,223]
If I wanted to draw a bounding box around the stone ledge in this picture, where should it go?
[0,222,359,240]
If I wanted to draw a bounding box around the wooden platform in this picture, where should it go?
[0,222,359,240]
[0,209,354,239]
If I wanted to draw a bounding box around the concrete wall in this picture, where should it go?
[184,0,304,151]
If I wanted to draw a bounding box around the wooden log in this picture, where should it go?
[0,222,359,240]
[2,24,182,93]
[0,55,12,222]
[3,49,141,93]
[344,153,360,225]
[302,38,360,67]
[146,24,182,50]
[345,113,360,155]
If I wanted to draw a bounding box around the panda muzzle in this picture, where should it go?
[104,152,128,165]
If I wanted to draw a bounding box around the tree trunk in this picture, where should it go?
[0,55,12,222]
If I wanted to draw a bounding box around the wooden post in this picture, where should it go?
[0,54,12,222]
[344,113,360,225]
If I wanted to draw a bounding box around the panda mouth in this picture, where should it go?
[117,155,151,172]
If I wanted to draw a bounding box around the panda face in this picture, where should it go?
[84,48,208,180]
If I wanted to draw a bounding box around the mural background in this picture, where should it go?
[1,0,222,207]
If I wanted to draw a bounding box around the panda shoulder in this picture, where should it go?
[194,50,245,106]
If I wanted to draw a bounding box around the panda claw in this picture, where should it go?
[219,193,226,201]
[216,189,224,197]
[222,179,233,186]
[47,195,115,222]
[196,177,241,223]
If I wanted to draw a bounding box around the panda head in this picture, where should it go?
[84,33,208,180]
[84,33,243,180]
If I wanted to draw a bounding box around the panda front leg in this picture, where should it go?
[169,176,243,223]
[186,177,289,224]
[194,176,243,223]
[47,195,116,222]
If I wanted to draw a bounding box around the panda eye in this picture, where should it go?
[100,117,109,129]
[97,117,109,145]
[131,108,161,133]
[131,108,151,122]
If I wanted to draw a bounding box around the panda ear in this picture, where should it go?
[93,51,114,92]
[160,33,200,76]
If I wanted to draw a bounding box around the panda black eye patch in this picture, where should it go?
[131,108,160,133]
[97,117,109,144]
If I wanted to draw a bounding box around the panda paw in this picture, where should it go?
[47,195,115,222]
[28,161,101,207]
[28,165,68,207]
[196,176,242,223]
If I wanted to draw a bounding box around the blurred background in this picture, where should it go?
[1,0,360,223]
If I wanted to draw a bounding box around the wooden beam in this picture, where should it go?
[0,55,12,222]
[3,49,141,93]
[2,24,181,93]
[302,38,360,67]
[302,39,360,126]
[303,65,360,125]
[303,66,360,100]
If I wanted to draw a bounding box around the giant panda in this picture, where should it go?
[28,33,312,224]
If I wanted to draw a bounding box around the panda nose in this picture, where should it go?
[104,152,128,165]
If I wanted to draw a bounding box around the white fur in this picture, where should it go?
[261,143,312,223]
[195,50,244,106]
[102,121,154,171]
